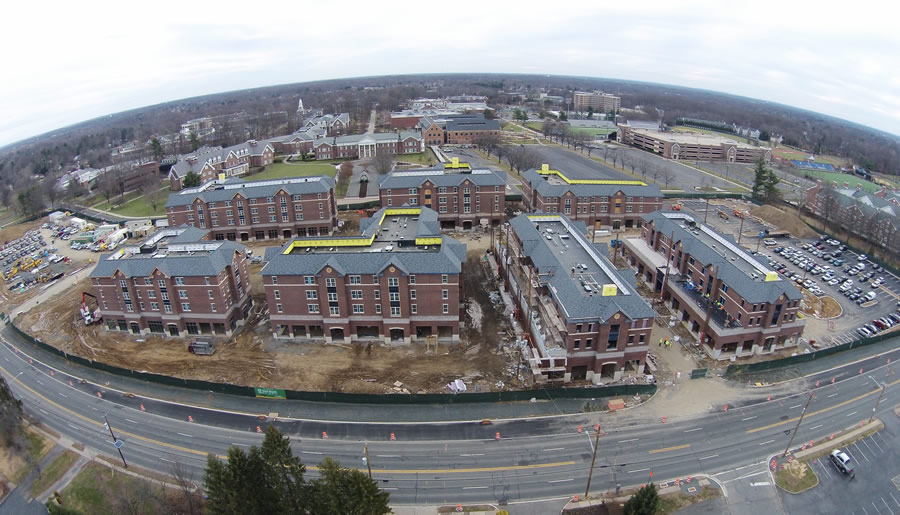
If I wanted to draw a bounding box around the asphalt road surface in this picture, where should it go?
[2,328,897,507]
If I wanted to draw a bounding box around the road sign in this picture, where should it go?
[114,439,124,449]
[254,387,286,399]
[759,231,765,239]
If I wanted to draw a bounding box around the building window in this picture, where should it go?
[390,306,401,317]
[306,290,318,300]
[178,290,188,299]
[375,304,382,314]
[351,290,363,300]
[272,276,278,285]
[274,290,280,300]
[442,289,448,299]
[352,304,364,314]
[326,278,336,287]
[329,306,339,316]
[350,275,361,284]
[211,303,216,312]
[411,304,417,314]
[309,304,320,313]
[607,324,620,350]
[409,275,415,284]
[276,304,283,313]
[374,290,380,300]
[327,292,338,302]
[442,304,449,314]
[441,274,448,284]
[586,338,592,349]
[574,339,580,350]
[182,303,191,312]
[410,289,416,300]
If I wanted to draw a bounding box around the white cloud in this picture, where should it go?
[1,0,899,147]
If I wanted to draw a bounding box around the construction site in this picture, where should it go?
[11,230,527,394]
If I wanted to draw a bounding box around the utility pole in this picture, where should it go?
[783,391,814,457]
[103,414,128,468]
[704,197,710,224]
[364,444,373,479]
[737,215,745,245]
[660,231,675,302]
[868,368,893,423]
[584,426,603,499]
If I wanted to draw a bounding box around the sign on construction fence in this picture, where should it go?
[254,387,287,399]
[690,368,708,379]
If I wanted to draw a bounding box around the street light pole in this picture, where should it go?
[584,426,603,499]
[868,368,893,423]
[364,444,373,479]
[783,391,814,457]
[103,414,128,468]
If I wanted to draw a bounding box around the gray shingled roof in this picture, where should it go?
[521,169,663,198]
[169,140,274,179]
[315,131,422,148]
[378,169,506,189]
[445,118,501,131]
[509,214,657,322]
[165,175,334,208]
[90,240,245,278]
[261,238,465,277]
[643,212,802,303]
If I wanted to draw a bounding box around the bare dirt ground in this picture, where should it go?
[800,291,842,319]
[750,204,818,239]
[14,229,525,394]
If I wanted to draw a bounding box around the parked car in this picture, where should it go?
[857,327,872,338]
[858,254,868,261]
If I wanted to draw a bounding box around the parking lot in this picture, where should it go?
[779,417,900,515]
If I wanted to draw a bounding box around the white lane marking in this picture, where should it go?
[828,393,838,398]
[852,442,869,462]
[586,433,594,454]
[35,379,44,386]
[58,393,67,398]
[846,411,857,417]
[750,482,771,487]
[889,492,899,508]
[869,436,884,453]
[67,423,78,431]
[861,438,877,455]
[232,443,248,447]
[549,478,574,483]
[789,405,802,409]
[618,438,639,443]
[759,440,775,445]
[881,498,892,515]
[542,448,565,452]
[699,454,719,460]
[176,433,193,438]
[733,470,768,481]
[628,468,650,474]
[125,419,138,424]
[462,486,488,490]
[159,457,176,463]
[376,455,401,458]
[460,453,485,457]
[302,451,322,455]
[684,428,703,433]
[809,424,823,430]
[39,408,49,415]
[741,416,757,421]
[90,407,98,411]
[383,487,398,491]
[3,357,8,362]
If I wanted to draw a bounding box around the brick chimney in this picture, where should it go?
[875,184,888,198]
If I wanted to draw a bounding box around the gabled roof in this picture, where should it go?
[509,214,656,322]
[165,175,334,208]
[643,212,802,303]
[316,131,422,148]
[378,168,506,189]
[90,239,245,279]
[169,140,274,179]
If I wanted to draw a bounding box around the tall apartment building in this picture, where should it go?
[500,214,656,383]
[89,226,252,338]
[520,164,663,230]
[623,212,805,359]
[378,159,506,229]
[165,175,337,242]
[168,140,275,191]
[618,125,771,163]
[261,206,466,344]
[573,91,621,113]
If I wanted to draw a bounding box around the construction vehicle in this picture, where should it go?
[3,267,17,281]
[671,203,682,211]
[717,211,729,221]
[20,258,40,271]
[188,341,216,355]
[733,209,746,219]
[80,292,101,325]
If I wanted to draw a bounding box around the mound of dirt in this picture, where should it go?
[750,205,818,238]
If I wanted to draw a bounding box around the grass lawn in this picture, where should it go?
[773,147,845,167]
[106,191,168,218]
[246,162,336,181]
[571,127,616,138]
[2,429,54,483]
[658,485,723,514]
[62,462,159,515]
[30,450,79,497]
[92,188,152,210]
[787,169,883,193]
[395,149,438,166]
[775,461,818,493]
[524,122,543,132]
[501,121,526,133]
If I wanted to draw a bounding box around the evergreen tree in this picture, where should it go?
[752,158,768,201]
[150,137,164,162]
[189,131,200,151]
[763,166,781,202]
[307,457,391,515]
[623,483,660,515]
[182,171,202,188]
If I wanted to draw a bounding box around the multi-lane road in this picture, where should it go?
[2,327,897,508]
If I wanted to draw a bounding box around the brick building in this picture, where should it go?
[266,127,326,156]
[115,159,160,193]
[501,214,656,383]
[622,212,805,359]
[165,175,337,242]
[417,114,501,145]
[806,180,900,255]
[573,91,621,114]
[520,164,664,230]
[313,131,423,160]
[617,125,771,163]
[168,140,275,191]
[378,160,506,229]
[89,226,252,338]
[261,206,466,344]
[303,113,350,136]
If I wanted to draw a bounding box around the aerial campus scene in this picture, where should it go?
[0,2,898,514]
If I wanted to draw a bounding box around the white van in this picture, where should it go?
[864,291,877,302]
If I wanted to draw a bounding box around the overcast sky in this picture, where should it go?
[2,0,898,148]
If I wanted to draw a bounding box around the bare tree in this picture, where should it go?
[374,150,394,175]
[473,132,501,159]
[162,461,204,515]
[98,172,118,205]
[41,178,59,209]
[659,167,675,188]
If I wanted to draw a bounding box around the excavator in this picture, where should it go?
[80,292,101,325]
